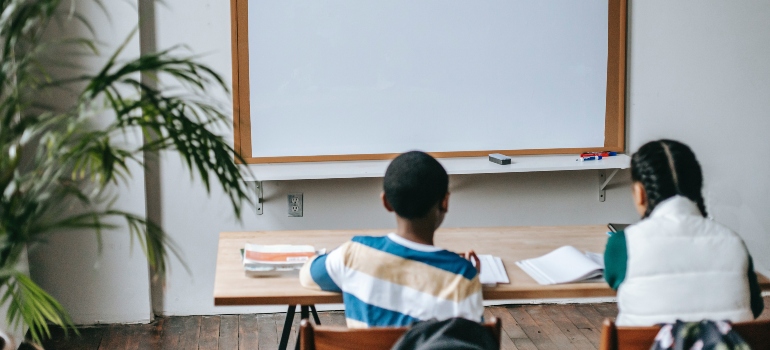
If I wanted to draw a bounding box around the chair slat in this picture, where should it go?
[300,317,501,350]
[599,318,770,350]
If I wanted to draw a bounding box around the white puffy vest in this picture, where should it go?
[616,196,753,326]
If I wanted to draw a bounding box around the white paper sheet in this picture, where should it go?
[515,246,604,285]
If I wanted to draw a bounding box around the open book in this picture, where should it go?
[515,246,604,285]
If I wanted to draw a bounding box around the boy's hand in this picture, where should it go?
[459,250,481,273]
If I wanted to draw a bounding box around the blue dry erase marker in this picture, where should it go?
[577,155,602,161]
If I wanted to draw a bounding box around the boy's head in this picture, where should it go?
[382,151,449,224]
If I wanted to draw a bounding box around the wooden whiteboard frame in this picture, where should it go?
[231,0,627,164]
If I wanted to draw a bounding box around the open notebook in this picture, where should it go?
[515,246,604,285]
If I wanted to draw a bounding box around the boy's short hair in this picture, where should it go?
[383,151,449,219]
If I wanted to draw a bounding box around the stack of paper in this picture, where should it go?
[478,254,510,286]
[242,244,323,277]
[515,246,604,285]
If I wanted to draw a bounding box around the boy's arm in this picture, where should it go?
[299,243,348,293]
[299,256,325,290]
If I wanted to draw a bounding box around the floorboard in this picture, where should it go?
[73,326,107,350]
[507,305,559,350]
[542,305,596,350]
[35,297,770,350]
[220,315,240,350]
[488,306,527,340]
[560,305,602,349]
[328,312,347,326]
[758,298,770,320]
[176,316,202,350]
[134,321,163,350]
[257,314,278,350]
[42,325,106,350]
[575,304,607,330]
[485,309,518,350]
[524,305,577,350]
[239,314,259,350]
[512,338,540,350]
[275,311,300,350]
[198,316,220,350]
[158,315,184,349]
[97,324,132,350]
[592,303,619,319]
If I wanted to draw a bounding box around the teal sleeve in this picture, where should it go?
[603,231,628,290]
[747,256,764,318]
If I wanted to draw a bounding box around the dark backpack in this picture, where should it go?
[391,318,498,350]
[650,320,751,350]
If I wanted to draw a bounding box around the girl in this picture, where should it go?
[604,140,763,326]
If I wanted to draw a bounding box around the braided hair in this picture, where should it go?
[630,140,708,218]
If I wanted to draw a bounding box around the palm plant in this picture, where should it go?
[0,0,251,344]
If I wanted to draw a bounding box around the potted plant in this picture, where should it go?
[0,0,251,345]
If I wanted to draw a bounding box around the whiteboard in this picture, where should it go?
[233,0,625,162]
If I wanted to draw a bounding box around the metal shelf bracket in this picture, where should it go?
[599,169,619,202]
[252,181,263,215]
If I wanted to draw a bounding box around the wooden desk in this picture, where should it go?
[214,225,770,350]
[216,225,770,305]
[216,226,615,305]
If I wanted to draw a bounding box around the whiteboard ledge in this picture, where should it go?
[241,154,630,182]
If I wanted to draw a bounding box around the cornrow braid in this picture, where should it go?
[631,140,708,218]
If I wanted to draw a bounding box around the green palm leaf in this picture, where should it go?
[1,0,252,345]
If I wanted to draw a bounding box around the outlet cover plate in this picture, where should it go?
[288,193,303,217]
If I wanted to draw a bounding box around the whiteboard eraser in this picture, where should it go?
[488,153,511,165]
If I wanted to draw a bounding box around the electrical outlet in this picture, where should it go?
[288,193,303,217]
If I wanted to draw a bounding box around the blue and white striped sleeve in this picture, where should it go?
[299,243,348,292]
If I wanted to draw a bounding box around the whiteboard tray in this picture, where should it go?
[242,154,630,182]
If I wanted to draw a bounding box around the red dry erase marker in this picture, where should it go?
[580,151,617,158]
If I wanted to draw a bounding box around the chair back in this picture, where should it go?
[598,318,770,350]
[300,317,501,350]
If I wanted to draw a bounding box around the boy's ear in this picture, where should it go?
[439,192,450,212]
[381,192,395,212]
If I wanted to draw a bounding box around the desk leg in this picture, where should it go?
[295,306,311,350]
[278,305,296,350]
[309,305,321,325]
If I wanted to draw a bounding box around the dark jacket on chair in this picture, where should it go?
[391,318,497,350]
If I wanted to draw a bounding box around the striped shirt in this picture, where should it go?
[299,233,484,328]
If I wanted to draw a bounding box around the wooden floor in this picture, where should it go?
[42,297,770,350]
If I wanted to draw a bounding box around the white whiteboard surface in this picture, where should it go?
[247,0,609,158]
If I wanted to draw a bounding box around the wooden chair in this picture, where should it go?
[598,318,770,350]
[299,317,502,350]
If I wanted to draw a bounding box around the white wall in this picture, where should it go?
[27,1,153,325]
[29,0,770,323]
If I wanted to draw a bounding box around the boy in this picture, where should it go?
[299,151,483,328]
